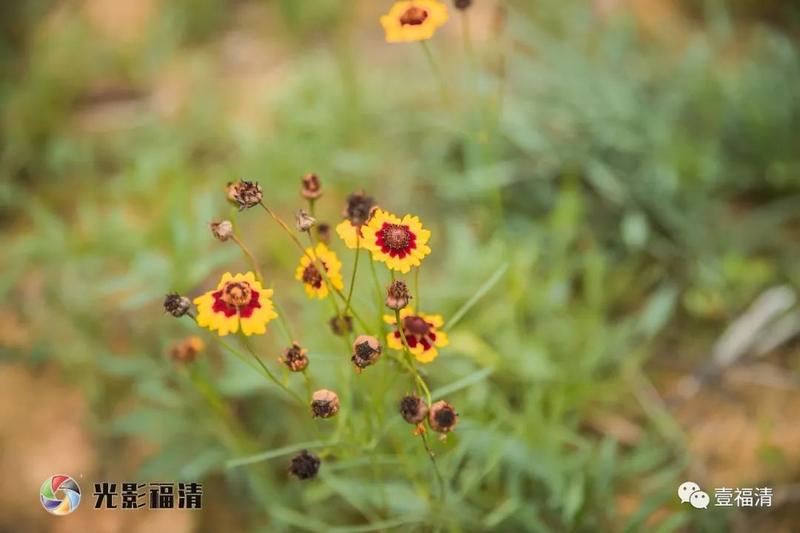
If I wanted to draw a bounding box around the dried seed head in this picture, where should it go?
[301,173,323,200]
[329,315,353,336]
[454,0,473,10]
[295,209,317,232]
[343,191,376,226]
[311,389,340,418]
[428,400,459,434]
[399,394,428,425]
[209,220,234,242]
[281,342,309,372]
[227,180,263,210]
[289,450,321,480]
[351,335,382,370]
[385,280,412,310]
[164,292,192,317]
[316,222,331,244]
[169,336,205,363]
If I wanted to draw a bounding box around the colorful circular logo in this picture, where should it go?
[40,475,81,516]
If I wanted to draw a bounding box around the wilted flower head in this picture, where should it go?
[386,280,411,310]
[281,342,309,372]
[329,314,353,336]
[343,191,376,226]
[289,450,321,480]
[428,400,458,434]
[301,173,323,200]
[164,292,192,317]
[316,222,331,244]
[169,336,205,363]
[351,335,382,371]
[227,180,263,210]
[295,209,317,232]
[453,0,472,9]
[399,393,428,425]
[311,389,340,418]
[209,220,234,242]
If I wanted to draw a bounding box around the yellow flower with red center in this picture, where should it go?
[361,208,431,273]
[380,1,449,43]
[295,242,344,299]
[384,308,449,363]
[193,272,278,336]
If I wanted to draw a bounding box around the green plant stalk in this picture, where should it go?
[419,430,446,501]
[344,236,361,316]
[240,335,306,407]
[420,40,449,105]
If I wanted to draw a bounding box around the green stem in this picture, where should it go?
[240,335,306,407]
[414,267,420,312]
[420,40,448,105]
[393,308,432,406]
[420,431,446,501]
[344,238,361,316]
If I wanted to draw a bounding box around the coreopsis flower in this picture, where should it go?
[385,280,412,310]
[329,315,353,336]
[281,342,309,372]
[384,308,449,363]
[169,336,205,363]
[193,272,278,336]
[428,400,458,434]
[289,450,321,480]
[351,335,382,371]
[209,220,234,242]
[300,173,323,200]
[399,393,428,425]
[335,191,376,250]
[294,243,344,299]
[295,209,317,233]
[164,292,192,317]
[361,209,431,273]
[311,389,340,418]
[227,180,263,210]
[380,1,449,43]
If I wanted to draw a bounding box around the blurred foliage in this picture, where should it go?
[1,0,799,531]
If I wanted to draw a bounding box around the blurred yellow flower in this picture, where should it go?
[361,208,431,273]
[193,272,278,336]
[295,243,344,299]
[380,1,448,44]
[384,308,449,363]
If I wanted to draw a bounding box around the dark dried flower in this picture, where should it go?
[281,342,309,372]
[454,0,473,10]
[329,315,353,336]
[428,400,459,434]
[289,450,321,480]
[164,292,192,317]
[227,180,263,210]
[385,280,411,310]
[169,336,205,363]
[301,173,323,200]
[343,191,376,226]
[311,389,340,418]
[399,394,428,425]
[351,335,382,371]
[295,209,317,232]
[209,220,234,242]
[316,222,331,244]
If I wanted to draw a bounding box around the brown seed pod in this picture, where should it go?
[209,220,234,242]
[351,335,382,371]
[311,389,340,418]
[329,315,353,336]
[164,292,192,317]
[295,209,317,232]
[281,342,309,372]
[428,400,459,434]
[289,450,321,480]
[227,180,263,210]
[301,173,323,200]
[385,280,412,310]
[399,394,428,425]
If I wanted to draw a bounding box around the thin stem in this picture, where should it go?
[241,336,306,407]
[231,234,263,283]
[414,267,420,312]
[302,370,313,402]
[369,257,386,336]
[420,41,448,105]
[344,237,361,315]
[420,431,446,501]
[393,308,432,406]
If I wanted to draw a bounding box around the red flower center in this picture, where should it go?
[212,281,261,318]
[400,6,428,25]
[302,261,328,289]
[394,314,437,351]
[376,223,417,258]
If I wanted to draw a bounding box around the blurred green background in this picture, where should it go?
[2,0,800,531]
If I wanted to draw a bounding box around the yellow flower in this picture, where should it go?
[380,1,449,44]
[294,242,344,299]
[384,308,449,363]
[336,219,362,250]
[361,208,431,273]
[193,272,278,336]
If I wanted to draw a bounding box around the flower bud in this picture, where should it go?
[169,336,204,363]
[295,209,317,232]
[428,400,458,434]
[227,180,263,210]
[289,450,321,480]
[281,342,309,372]
[209,220,234,242]
[311,389,340,418]
[329,315,353,336]
[301,173,323,200]
[399,394,428,425]
[351,335,382,371]
[164,292,192,317]
[385,280,411,310]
